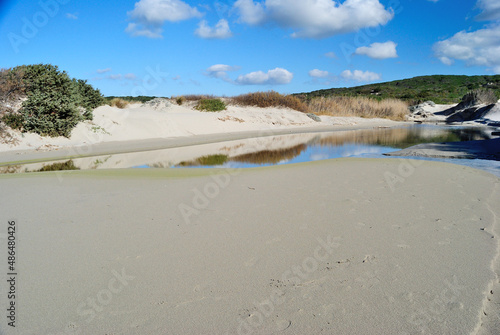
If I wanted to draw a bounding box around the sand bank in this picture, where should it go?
[386,138,500,161]
[0,158,498,334]
[0,103,403,164]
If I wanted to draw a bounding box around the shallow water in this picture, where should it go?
[2,125,499,177]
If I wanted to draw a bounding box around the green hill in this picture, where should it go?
[295,75,500,104]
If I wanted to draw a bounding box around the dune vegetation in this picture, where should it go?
[0,64,103,137]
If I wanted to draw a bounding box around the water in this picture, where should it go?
[1,125,499,177]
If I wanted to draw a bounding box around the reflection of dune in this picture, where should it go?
[230,144,307,165]
[316,127,488,149]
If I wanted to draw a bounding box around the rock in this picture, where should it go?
[306,113,321,122]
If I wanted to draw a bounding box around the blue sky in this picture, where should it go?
[1,0,499,97]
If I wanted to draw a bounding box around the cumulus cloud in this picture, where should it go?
[236,68,293,85]
[206,64,240,82]
[195,19,232,39]
[476,0,500,21]
[233,0,394,38]
[308,69,330,78]
[341,70,381,82]
[234,0,266,25]
[126,0,202,38]
[355,41,398,59]
[433,25,500,74]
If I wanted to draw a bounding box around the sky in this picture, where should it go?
[0,0,499,97]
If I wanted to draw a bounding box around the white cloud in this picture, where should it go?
[433,25,500,73]
[126,0,202,38]
[206,64,240,82]
[195,19,232,39]
[324,51,337,59]
[355,41,398,59]
[233,0,394,38]
[309,69,329,78]
[125,23,163,38]
[106,73,138,81]
[476,0,500,21]
[66,13,78,20]
[236,68,293,85]
[341,70,381,82]
[97,68,112,74]
[234,0,266,25]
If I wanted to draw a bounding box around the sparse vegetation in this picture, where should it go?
[175,96,186,105]
[109,98,129,109]
[231,91,309,113]
[104,96,155,104]
[307,96,409,121]
[195,98,226,112]
[37,160,80,172]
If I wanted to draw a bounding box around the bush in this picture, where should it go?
[195,98,226,112]
[109,98,129,109]
[175,96,186,105]
[231,91,309,113]
[3,64,104,137]
[1,113,24,130]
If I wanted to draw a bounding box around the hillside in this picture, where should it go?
[295,75,500,104]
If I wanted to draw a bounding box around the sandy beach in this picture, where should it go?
[1,103,499,334]
[0,157,499,334]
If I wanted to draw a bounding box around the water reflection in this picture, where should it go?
[0,125,496,174]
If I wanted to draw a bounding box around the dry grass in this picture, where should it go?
[307,96,409,121]
[230,91,309,113]
[109,98,130,109]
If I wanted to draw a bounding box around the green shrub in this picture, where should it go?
[5,64,104,137]
[1,113,24,130]
[195,98,226,112]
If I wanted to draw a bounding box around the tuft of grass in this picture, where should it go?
[37,160,80,172]
[109,98,130,109]
[195,98,226,112]
[231,91,309,113]
[307,96,409,121]
[175,96,186,105]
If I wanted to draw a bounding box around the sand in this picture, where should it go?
[386,138,500,161]
[0,102,401,164]
[0,158,499,335]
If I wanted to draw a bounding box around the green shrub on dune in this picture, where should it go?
[1,64,103,137]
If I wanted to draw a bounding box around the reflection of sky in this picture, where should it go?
[215,144,396,169]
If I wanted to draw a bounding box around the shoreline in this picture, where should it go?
[0,119,409,165]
